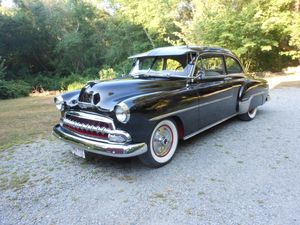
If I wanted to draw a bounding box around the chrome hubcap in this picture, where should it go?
[248,108,257,118]
[152,125,173,157]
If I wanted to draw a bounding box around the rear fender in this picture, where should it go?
[238,79,269,114]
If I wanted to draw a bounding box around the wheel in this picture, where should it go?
[238,107,258,121]
[139,119,178,168]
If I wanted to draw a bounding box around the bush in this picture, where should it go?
[59,73,94,91]
[0,58,7,80]
[26,73,61,91]
[66,82,86,91]
[99,68,117,80]
[0,80,31,99]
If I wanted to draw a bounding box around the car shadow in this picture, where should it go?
[80,117,242,171]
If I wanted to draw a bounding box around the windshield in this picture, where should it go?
[130,54,196,78]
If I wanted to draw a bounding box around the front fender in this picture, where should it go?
[57,90,80,106]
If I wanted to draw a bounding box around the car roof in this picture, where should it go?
[128,45,234,58]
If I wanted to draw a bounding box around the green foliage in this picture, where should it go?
[0,0,299,99]
[0,58,6,80]
[27,74,61,91]
[99,68,117,80]
[0,80,31,99]
[59,73,93,91]
[66,82,86,91]
[176,0,299,72]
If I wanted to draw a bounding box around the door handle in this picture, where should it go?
[224,77,232,81]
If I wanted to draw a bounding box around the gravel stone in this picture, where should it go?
[0,86,300,225]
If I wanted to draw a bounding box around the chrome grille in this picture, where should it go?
[63,117,109,135]
[62,111,115,139]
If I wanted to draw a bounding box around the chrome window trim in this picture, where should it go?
[190,52,245,80]
[199,52,245,73]
[224,55,244,74]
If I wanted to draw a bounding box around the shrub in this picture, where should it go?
[59,73,94,90]
[66,82,86,91]
[0,58,7,80]
[82,67,99,77]
[27,73,61,91]
[99,68,117,80]
[0,80,31,99]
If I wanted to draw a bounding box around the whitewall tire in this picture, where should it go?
[139,119,178,167]
[238,107,258,121]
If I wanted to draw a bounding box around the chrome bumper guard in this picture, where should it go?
[53,125,148,158]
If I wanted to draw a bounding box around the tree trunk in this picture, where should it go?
[143,27,155,48]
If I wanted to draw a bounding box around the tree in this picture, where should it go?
[175,0,299,72]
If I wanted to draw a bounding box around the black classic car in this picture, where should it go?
[53,46,270,167]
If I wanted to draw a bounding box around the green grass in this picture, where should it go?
[0,173,30,191]
[0,95,60,150]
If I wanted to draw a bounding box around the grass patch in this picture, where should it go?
[119,175,135,183]
[0,173,30,191]
[0,95,59,150]
[150,192,167,201]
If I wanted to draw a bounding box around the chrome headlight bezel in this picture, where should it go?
[54,95,64,111]
[115,102,130,124]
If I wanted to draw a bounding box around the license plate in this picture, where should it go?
[71,148,86,158]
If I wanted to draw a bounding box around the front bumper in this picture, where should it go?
[53,125,148,158]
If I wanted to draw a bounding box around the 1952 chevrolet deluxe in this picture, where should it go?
[53,46,270,167]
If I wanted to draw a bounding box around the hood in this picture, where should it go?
[78,77,186,111]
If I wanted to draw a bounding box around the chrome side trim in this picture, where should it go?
[53,125,147,158]
[183,114,238,140]
[238,91,267,114]
[150,95,233,121]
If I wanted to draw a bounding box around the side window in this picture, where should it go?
[165,59,183,71]
[140,58,163,71]
[200,56,225,77]
[140,58,152,70]
[225,57,243,74]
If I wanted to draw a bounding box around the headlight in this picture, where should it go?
[115,103,130,123]
[54,95,64,111]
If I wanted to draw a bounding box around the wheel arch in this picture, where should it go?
[237,79,269,114]
[169,116,185,140]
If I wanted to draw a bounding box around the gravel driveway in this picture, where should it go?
[1,85,300,225]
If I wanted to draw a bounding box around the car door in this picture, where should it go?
[192,54,237,129]
[223,55,245,112]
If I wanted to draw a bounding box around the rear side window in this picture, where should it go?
[201,56,225,76]
[225,57,243,74]
[165,59,183,71]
